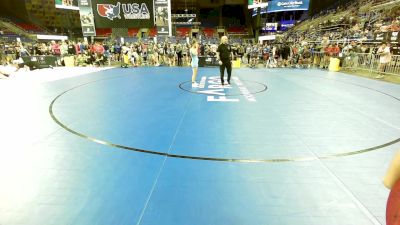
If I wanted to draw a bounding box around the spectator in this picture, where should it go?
[376,42,391,79]
[51,41,61,56]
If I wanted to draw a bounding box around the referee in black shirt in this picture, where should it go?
[217,36,234,85]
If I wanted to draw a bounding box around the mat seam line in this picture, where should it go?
[135,91,194,225]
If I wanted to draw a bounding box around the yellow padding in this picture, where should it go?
[232,59,241,68]
[328,58,340,72]
[64,56,75,67]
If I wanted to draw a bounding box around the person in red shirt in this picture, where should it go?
[332,43,340,57]
[92,42,105,55]
[75,42,81,55]
[51,41,61,56]
[323,44,333,69]
[91,42,105,66]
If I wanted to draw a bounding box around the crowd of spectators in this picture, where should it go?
[283,0,400,43]
[0,35,397,77]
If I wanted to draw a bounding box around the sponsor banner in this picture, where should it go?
[259,35,276,42]
[392,45,400,55]
[37,35,69,40]
[374,32,389,42]
[390,31,399,42]
[78,0,96,36]
[374,32,400,42]
[92,0,154,28]
[155,0,171,36]
[280,20,295,31]
[252,6,267,17]
[267,0,309,13]
[78,0,96,37]
[263,23,278,32]
[248,0,268,9]
[55,0,79,10]
[82,26,96,36]
[252,9,257,17]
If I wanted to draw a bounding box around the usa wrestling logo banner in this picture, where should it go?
[92,0,154,28]
[97,3,121,20]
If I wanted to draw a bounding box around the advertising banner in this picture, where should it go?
[92,0,154,28]
[263,23,278,32]
[280,20,295,31]
[155,0,171,36]
[374,32,400,42]
[267,0,310,13]
[78,0,96,36]
[248,0,268,9]
[252,6,267,17]
[55,0,80,10]
[389,31,399,42]
[374,32,389,42]
[259,35,276,42]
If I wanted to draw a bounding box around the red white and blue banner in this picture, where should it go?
[92,0,154,28]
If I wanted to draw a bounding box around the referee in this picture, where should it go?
[217,36,234,85]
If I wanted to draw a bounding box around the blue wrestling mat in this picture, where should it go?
[1,67,399,225]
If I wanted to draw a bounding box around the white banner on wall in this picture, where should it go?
[259,35,276,43]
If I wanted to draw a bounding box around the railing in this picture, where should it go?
[310,52,400,76]
[370,0,400,9]
[0,19,37,40]
[342,53,400,76]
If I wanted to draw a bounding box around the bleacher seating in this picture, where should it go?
[128,28,139,37]
[16,23,44,33]
[95,28,112,37]
[122,37,139,43]
[176,27,191,37]
[0,23,15,35]
[148,27,157,38]
[227,27,248,35]
[281,0,399,44]
[202,28,216,38]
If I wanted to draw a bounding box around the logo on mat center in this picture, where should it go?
[97,3,121,20]
[196,76,257,103]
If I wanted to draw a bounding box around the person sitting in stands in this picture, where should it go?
[299,46,312,68]
[75,53,87,67]
[85,52,95,66]
[94,53,105,67]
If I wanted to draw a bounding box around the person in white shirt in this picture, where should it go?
[376,42,391,79]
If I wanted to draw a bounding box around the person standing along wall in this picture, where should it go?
[376,42,392,79]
